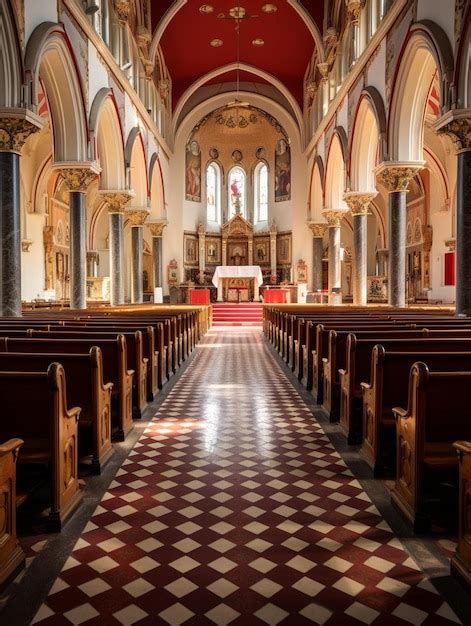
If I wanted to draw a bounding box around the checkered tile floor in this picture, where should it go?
[32,328,461,625]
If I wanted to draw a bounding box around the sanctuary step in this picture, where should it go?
[212,302,263,326]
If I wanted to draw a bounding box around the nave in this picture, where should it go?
[4,327,467,625]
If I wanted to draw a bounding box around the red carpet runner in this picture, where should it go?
[34,329,459,625]
[212,303,263,326]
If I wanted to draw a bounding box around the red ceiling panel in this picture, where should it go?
[151,1,322,109]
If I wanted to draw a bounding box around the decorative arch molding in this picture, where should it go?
[309,154,325,220]
[172,62,304,142]
[90,88,126,190]
[124,126,142,168]
[333,126,349,164]
[349,88,386,192]
[125,126,149,205]
[24,22,88,162]
[0,0,22,107]
[325,128,348,210]
[149,151,166,216]
[388,21,454,162]
[454,4,471,109]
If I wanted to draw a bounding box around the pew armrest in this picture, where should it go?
[454,441,471,455]
[103,382,113,392]
[67,406,81,422]
[338,368,346,376]
[360,381,371,391]
[127,369,135,378]
[392,406,408,419]
[0,438,23,456]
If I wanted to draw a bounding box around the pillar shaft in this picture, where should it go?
[328,226,341,305]
[456,151,471,316]
[131,225,143,303]
[388,191,407,308]
[109,212,124,305]
[153,236,163,288]
[352,213,367,306]
[312,237,324,291]
[69,191,87,309]
[0,152,21,316]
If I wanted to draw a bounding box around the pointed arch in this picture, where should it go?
[149,152,166,218]
[90,88,126,190]
[309,155,325,220]
[325,129,347,209]
[125,127,148,207]
[24,23,88,162]
[388,21,454,162]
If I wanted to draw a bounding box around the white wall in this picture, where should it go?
[21,213,46,301]
[25,0,58,42]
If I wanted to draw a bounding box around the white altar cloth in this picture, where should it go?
[212,266,263,301]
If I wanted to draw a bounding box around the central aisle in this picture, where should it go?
[35,329,459,625]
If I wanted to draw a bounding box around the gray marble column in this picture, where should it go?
[69,191,87,309]
[86,251,99,277]
[102,191,133,306]
[375,163,424,308]
[308,222,327,292]
[435,113,471,316]
[0,115,42,316]
[59,166,100,310]
[125,206,150,303]
[131,225,144,303]
[147,220,167,290]
[322,211,347,305]
[109,211,124,305]
[344,192,377,306]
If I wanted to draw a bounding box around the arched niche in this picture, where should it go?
[25,23,88,162]
[0,0,22,107]
[90,88,126,190]
[388,22,453,162]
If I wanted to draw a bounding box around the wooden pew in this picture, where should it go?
[0,438,24,589]
[392,363,471,533]
[339,335,471,445]
[0,364,82,531]
[0,336,134,442]
[0,349,113,474]
[451,441,471,590]
[361,347,471,477]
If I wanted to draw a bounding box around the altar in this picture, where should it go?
[212,266,263,302]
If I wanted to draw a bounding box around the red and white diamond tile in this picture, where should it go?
[33,329,461,625]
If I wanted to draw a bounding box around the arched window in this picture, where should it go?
[228,166,246,218]
[206,162,221,223]
[254,162,268,222]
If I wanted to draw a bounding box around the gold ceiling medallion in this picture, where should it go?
[229,6,246,19]
[210,39,223,47]
[252,38,265,47]
[215,108,258,129]
[262,3,277,13]
[199,4,214,13]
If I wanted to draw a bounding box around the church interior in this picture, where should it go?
[0,0,471,624]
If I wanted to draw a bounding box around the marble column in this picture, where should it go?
[307,222,327,292]
[375,162,424,308]
[435,113,471,316]
[343,192,377,306]
[147,221,168,289]
[269,223,277,283]
[0,114,42,316]
[58,165,100,309]
[197,223,206,274]
[101,191,133,305]
[127,209,149,304]
[322,210,348,305]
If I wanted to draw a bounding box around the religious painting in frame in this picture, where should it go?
[254,237,270,265]
[296,259,308,283]
[277,233,292,265]
[184,233,198,266]
[275,137,291,202]
[185,139,201,202]
[205,238,221,265]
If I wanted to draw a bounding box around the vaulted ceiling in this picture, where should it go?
[150,1,324,115]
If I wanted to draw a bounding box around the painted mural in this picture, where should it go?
[185,139,201,202]
[275,138,291,202]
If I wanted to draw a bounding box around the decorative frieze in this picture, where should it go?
[307,222,328,238]
[343,191,377,215]
[375,162,425,193]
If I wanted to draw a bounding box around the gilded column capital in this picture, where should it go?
[345,0,365,21]
[56,162,101,192]
[126,209,150,226]
[307,221,328,238]
[375,161,425,193]
[147,220,168,237]
[321,209,349,227]
[435,110,471,153]
[0,109,44,154]
[343,191,377,215]
[101,190,135,213]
